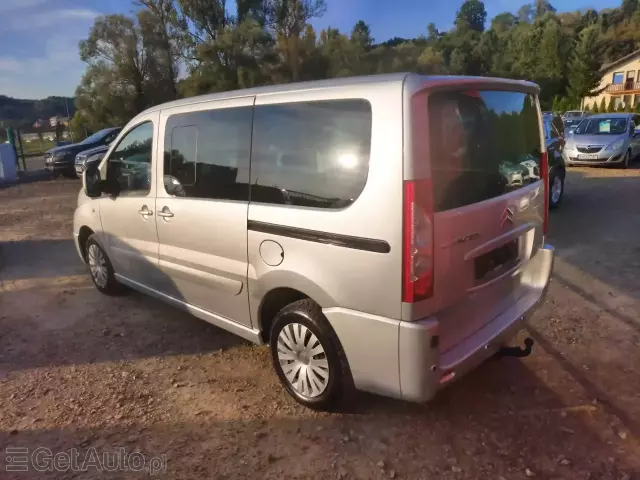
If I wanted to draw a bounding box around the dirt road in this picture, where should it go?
[1,168,639,479]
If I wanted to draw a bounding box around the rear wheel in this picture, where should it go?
[269,299,354,411]
[549,171,564,209]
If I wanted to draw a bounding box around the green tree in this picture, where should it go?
[491,12,517,32]
[135,0,181,100]
[567,26,602,105]
[427,22,439,41]
[622,0,638,19]
[517,4,534,23]
[79,15,152,117]
[534,0,556,18]
[599,97,607,113]
[69,111,90,141]
[456,0,487,32]
[351,20,373,49]
[268,0,327,81]
[592,101,599,113]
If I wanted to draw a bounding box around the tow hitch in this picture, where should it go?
[497,337,534,358]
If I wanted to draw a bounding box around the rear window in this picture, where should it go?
[250,99,372,209]
[428,90,542,212]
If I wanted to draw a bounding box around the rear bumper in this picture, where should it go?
[324,244,555,403]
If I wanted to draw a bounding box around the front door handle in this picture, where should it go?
[138,206,153,217]
[157,207,174,218]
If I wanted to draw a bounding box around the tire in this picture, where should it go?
[85,235,123,295]
[618,150,630,169]
[269,299,355,411]
[549,171,564,209]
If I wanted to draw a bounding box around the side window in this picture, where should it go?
[250,99,372,209]
[549,122,559,139]
[106,122,153,196]
[163,107,253,201]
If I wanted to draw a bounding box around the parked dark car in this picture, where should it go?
[74,144,111,177]
[543,113,566,208]
[44,127,121,177]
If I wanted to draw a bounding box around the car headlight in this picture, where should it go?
[606,139,625,151]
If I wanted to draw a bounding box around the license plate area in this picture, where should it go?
[577,153,599,160]
[474,240,519,284]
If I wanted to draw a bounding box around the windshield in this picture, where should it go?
[575,118,628,135]
[80,128,117,145]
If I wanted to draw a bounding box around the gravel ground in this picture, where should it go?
[1,167,639,479]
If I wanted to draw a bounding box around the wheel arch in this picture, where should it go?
[77,226,95,262]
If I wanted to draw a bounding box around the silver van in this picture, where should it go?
[73,74,554,410]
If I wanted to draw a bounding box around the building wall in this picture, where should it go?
[584,56,640,110]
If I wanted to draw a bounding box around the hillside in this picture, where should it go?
[0,95,75,131]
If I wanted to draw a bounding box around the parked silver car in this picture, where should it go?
[564,113,640,168]
[73,74,554,410]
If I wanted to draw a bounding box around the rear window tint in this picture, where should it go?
[428,90,541,212]
[250,99,372,209]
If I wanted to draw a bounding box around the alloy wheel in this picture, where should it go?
[88,244,108,288]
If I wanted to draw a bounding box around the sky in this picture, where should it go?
[0,0,622,99]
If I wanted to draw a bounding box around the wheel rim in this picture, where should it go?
[551,176,562,203]
[88,244,108,288]
[277,323,329,398]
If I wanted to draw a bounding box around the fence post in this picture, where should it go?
[15,128,26,171]
[6,127,20,171]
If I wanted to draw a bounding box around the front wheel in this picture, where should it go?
[618,150,630,169]
[85,235,123,295]
[270,299,354,411]
[549,172,564,209]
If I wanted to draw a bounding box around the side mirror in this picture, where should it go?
[84,162,102,198]
[84,161,121,197]
[164,175,185,197]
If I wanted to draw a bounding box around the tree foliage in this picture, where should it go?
[74,0,640,129]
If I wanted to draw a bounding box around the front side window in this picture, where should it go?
[164,107,253,201]
[428,90,541,212]
[106,122,153,195]
[250,99,372,209]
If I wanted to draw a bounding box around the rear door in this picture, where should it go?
[421,88,545,352]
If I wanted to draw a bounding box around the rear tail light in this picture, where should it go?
[541,151,549,235]
[402,179,434,303]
